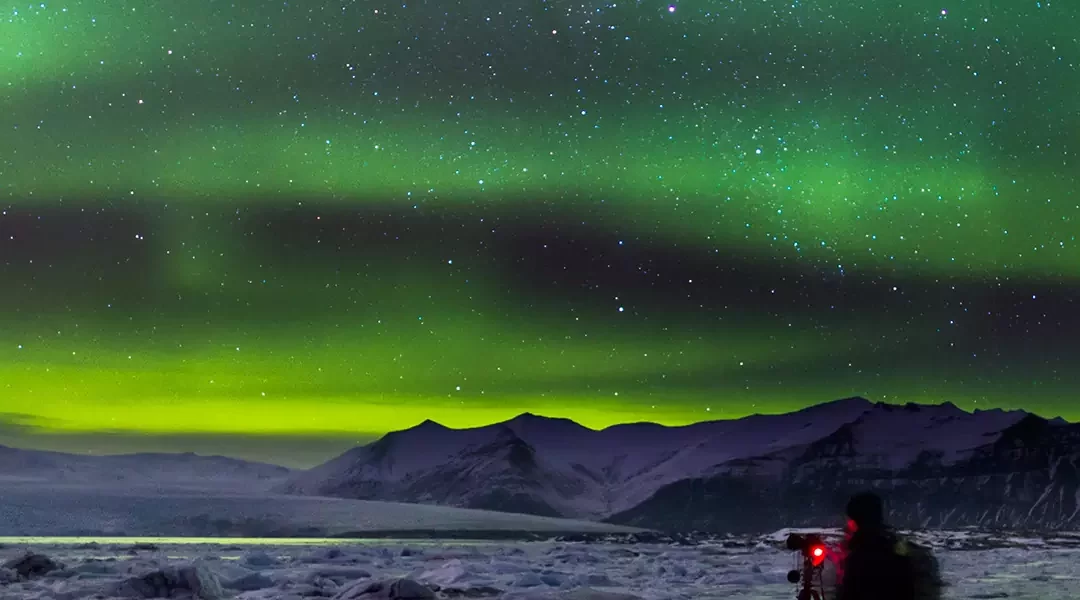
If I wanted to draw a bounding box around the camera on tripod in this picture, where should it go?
[785,533,828,600]
[786,533,827,565]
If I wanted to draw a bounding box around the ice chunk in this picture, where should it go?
[2,552,64,579]
[512,572,545,588]
[110,564,225,599]
[241,550,278,567]
[334,577,437,600]
[417,559,474,587]
[227,571,275,591]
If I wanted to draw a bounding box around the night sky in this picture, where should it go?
[1,0,1078,466]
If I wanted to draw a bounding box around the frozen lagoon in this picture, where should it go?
[0,531,1077,600]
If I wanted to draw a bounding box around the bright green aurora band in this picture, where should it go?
[0,0,1077,465]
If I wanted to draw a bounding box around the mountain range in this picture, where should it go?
[280,398,1080,532]
[0,446,646,537]
[0,444,291,491]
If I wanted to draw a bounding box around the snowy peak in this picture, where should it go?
[795,400,1030,469]
[411,418,451,432]
[506,411,569,425]
[505,412,592,438]
[798,395,875,415]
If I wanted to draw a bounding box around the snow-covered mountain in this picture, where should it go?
[281,399,878,518]
[611,403,1079,532]
[284,397,1075,531]
[282,417,611,518]
[0,445,291,491]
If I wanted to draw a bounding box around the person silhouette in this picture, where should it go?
[836,492,917,600]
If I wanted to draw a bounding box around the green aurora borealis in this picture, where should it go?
[1,0,1078,465]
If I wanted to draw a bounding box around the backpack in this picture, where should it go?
[893,537,944,600]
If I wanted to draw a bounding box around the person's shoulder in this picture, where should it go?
[893,537,911,556]
[861,529,899,548]
[893,535,935,559]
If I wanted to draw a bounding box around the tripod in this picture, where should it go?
[797,570,823,600]
[785,533,828,600]
[787,549,826,600]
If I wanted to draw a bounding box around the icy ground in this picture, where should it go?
[1,532,1078,600]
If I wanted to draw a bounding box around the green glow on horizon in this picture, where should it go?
[1,288,920,435]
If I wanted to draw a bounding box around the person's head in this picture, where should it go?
[845,491,885,531]
[845,517,858,536]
